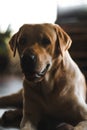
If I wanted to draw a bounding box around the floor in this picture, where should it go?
[0,75,23,130]
[0,127,18,130]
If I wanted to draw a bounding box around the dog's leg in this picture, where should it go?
[0,109,22,128]
[74,121,87,130]
[56,123,74,130]
[73,99,87,130]
[0,89,23,108]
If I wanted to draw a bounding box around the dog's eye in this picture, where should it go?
[41,37,50,46]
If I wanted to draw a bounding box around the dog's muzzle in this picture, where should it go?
[20,51,50,82]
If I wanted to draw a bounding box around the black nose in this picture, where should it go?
[20,51,37,73]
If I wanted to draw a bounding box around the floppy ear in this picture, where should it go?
[9,33,18,57]
[54,24,72,56]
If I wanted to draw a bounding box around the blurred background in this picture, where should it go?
[0,0,87,129]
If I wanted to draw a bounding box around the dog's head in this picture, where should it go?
[9,23,72,82]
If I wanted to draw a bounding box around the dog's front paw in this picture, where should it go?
[20,122,36,130]
[74,127,82,130]
[74,121,87,130]
[56,123,74,130]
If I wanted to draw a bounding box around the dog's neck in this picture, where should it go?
[42,51,77,95]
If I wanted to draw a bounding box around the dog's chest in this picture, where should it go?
[25,84,74,117]
[24,78,77,120]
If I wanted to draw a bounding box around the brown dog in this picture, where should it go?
[0,23,87,130]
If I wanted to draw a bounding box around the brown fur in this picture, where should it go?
[0,23,87,130]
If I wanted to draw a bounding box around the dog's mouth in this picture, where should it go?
[22,64,50,82]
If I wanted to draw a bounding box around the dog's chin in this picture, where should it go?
[23,64,50,83]
[25,73,44,83]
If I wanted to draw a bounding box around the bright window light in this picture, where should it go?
[0,0,87,32]
[0,0,57,32]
